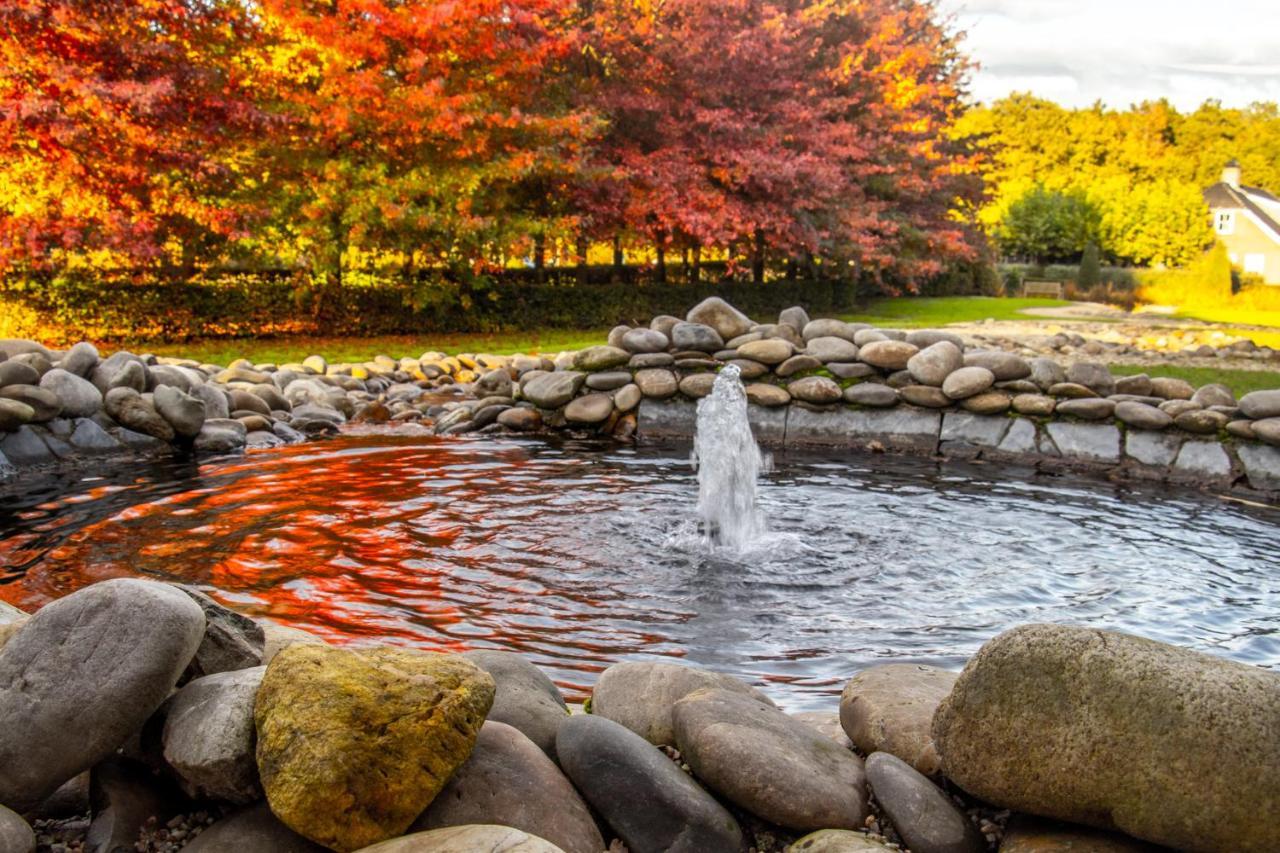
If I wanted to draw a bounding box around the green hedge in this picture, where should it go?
[0,270,858,346]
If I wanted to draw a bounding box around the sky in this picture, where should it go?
[938,0,1280,110]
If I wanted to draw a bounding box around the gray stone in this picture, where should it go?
[1192,383,1236,408]
[839,664,956,776]
[1028,357,1066,391]
[177,586,266,679]
[564,393,614,425]
[462,651,568,761]
[0,385,60,422]
[607,325,629,349]
[522,372,585,409]
[905,329,964,349]
[622,328,669,354]
[827,362,876,380]
[59,342,99,378]
[154,384,206,438]
[474,368,513,398]
[995,418,1037,455]
[649,314,682,337]
[940,412,1010,450]
[105,387,175,441]
[1125,430,1183,468]
[1115,401,1172,431]
[181,802,326,853]
[1173,440,1233,480]
[1114,373,1153,396]
[0,425,51,464]
[39,368,102,418]
[229,389,272,416]
[0,804,34,853]
[574,346,630,372]
[195,420,248,453]
[790,829,896,851]
[0,399,35,433]
[1065,361,1115,396]
[865,752,983,853]
[941,366,994,400]
[671,322,724,353]
[899,385,951,408]
[85,758,180,853]
[413,722,601,853]
[65,418,119,454]
[1149,376,1195,400]
[498,407,542,432]
[1253,418,1280,446]
[686,296,753,340]
[860,340,918,371]
[614,384,642,413]
[779,306,811,330]
[932,624,1280,852]
[807,336,860,363]
[745,383,790,407]
[1048,382,1095,399]
[584,371,631,391]
[192,384,230,420]
[0,579,205,811]
[747,404,788,444]
[249,383,291,413]
[963,351,1031,381]
[961,391,1011,415]
[852,328,888,346]
[678,373,716,398]
[0,361,39,389]
[844,383,898,408]
[1238,443,1280,491]
[636,397,696,441]
[1055,397,1115,420]
[1159,399,1200,417]
[786,406,940,453]
[1239,389,1280,420]
[802,319,857,343]
[591,660,773,747]
[110,359,149,392]
[634,369,678,399]
[1044,422,1121,464]
[907,341,963,387]
[357,826,565,853]
[788,376,842,404]
[777,354,824,377]
[737,339,793,365]
[557,714,743,853]
[1174,409,1228,434]
[791,711,853,748]
[163,667,265,803]
[1011,394,1056,416]
[674,688,868,832]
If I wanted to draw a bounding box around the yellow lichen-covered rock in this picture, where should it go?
[254,645,495,853]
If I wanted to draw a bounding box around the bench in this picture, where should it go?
[1022,279,1064,299]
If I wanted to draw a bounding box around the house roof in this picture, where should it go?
[1205,181,1280,242]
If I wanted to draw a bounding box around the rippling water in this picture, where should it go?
[2,428,1278,710]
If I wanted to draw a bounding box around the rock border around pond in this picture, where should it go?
[0,579,1276,853]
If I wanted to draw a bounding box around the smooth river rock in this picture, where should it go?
[1239,389,1280,419]
[839,663,956,775]
[414,722,601,853]
[556,714,743,853]
[670,322,724,353]
[859,340,918,371]
[0,805,34,853]
[563,393,613,425]
[844,383,899,408]
[163,666,265,803]
[865,752,983,853]
[356,826,565,853]
[177,585,266,679]
[590,660,774,746]
[254,645,495,852]
[997,815,1165,852]
[0,579,205,812]
[182,802,327,853]
[686,296,753,340]
[907,341,963,387]
[521,372,585,409]
[931,623,1280,853]
[673,687,869,832]
[941,366,994,400]
[788,375,842,404]
[461,650,568,761]
[790,830,897,851]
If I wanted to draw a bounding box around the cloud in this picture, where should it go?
[939,0,1280,108]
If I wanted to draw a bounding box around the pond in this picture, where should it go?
[2,429,1277,711]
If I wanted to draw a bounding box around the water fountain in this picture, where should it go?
[691,364,769,551]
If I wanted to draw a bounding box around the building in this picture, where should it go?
[1204,161,1280,285]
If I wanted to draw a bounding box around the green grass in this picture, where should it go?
[139,329,611,366]
[1108,364,1280,397]
[839,296,1072,328]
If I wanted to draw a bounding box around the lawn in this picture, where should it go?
[839,296,1071,327]
[1108,364,1280,397]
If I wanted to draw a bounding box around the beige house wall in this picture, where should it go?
[1218,211,1280,285]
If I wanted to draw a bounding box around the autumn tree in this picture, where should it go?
[241,0,593,289]
[0,0,262,270]
[574,0,983,287]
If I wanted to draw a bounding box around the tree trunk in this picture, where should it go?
[752,229,765,284]
[576,235,589,285]
[612,235,624,282]
[692,244,702,284]
[786,258,797,281]
[534,232,546,284]
[655,240,666,283]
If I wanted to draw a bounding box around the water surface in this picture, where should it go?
[2,429,1277,710]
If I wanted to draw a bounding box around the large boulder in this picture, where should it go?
[104,387,175,441]
[355,826,565,853]
[0,579,205,812]
[839,663,956,776]
[177,586,266,679]
[254,645,494,852]
[686,297,753,340]
[413,721,602,853]
[673,687,868,832]
[931,624,1280,853]
[154,385,207,438]
[461,650,568,760]
[163,666,265,803]
[590,660,774,746]
[557,714,743,853]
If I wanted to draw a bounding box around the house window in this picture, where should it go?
[1244,254,1266,275]
[1215,211,1236,234]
